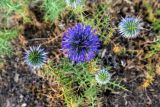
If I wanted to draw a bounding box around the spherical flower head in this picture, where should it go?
[62,23,100,63]
[24,45,48,69]
[95,69,111,85]
[118,16,142,38]
[65,0,83,8]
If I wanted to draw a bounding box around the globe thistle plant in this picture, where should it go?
[62,23,100,63]
[24,45,48,69]
[118,16,142,38]
[95,69,111,85]
[65,0,84,8]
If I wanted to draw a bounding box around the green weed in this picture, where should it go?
[0,0,31,24]
[143,1,160,32]
[152,9,160,32]
[0,0,29,16]
[43,0,66,22]
[43,58,128,106]
[0,29,18,40]
[0,29,18,56]
[0,38,12,56]
[0,0,21,16]
[145,37,160,59]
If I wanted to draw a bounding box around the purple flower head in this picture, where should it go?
[62,23,100,63]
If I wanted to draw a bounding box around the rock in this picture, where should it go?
[21,103,27,107]
[0,12,19,28]
[14,73,19,83]
[29,0,43,9]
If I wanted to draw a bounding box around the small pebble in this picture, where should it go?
[21,103,27,107]
[14,73,19,83]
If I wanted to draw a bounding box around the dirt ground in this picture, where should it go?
[0,0,160,107]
